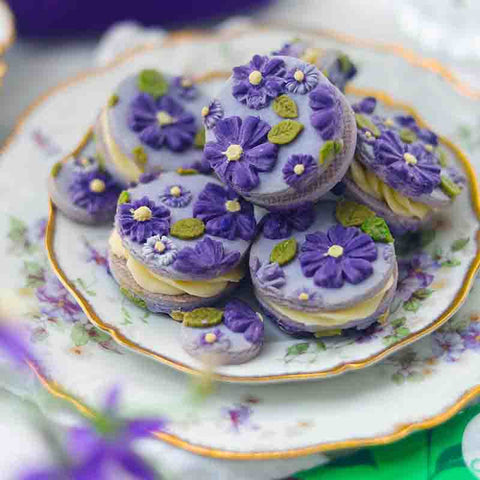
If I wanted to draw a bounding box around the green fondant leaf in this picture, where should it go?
[338,53,354,73]
[194,128,206,148]
[108,94,119,107]
[451,237,470,252]
[267,120,304,145]
[170,311,185,322]
[360,216,394,243]
[137,69,168,98]
[355,114,380,137]
[272,94,298,119]
[176,167,198,175]
[117,190,130,205]
[170,218,205,239]
[437,147,448,167]
[270,238,297,266]
[319,139,343,165]
[336,200,375,227]
[334,139,343,154]
[399,128,417,144]
[51,161,63,178]
[183,307,223,328]
[440,175,462,198]
[132,146,147,169]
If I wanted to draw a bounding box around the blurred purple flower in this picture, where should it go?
[0,323,37,367]
[461,322,480,351]
[223,403,252,431]
[36,276,82,322]
[432,331,464,362]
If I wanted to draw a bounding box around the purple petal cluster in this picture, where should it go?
[172,75,198,100]
[251,257,286,292]
[284,64,319,94]
[395,115,439,146]
[128,93,196,152]
[262,203,315,239]
[117,197,170,243]
[299,225,378,288]
[272,41,307,57]
[173,237,240,276]
[282,154,318,188]
[224,299,264,344]
[203,116,278,191]
[202,99,224,130]
[232,55,286,109]
[309,84,342,140]
[193,182,256,241]
[373,130,441,197]
[324,54,358,91]
[352,97,377,115]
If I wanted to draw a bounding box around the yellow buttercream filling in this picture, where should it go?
[264,274,394,327]
[350,160,431,220]
[101,108,142,183]
[109,230,244,297]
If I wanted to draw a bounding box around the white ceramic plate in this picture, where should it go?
[1,25,480,459]
[44,31,480,383]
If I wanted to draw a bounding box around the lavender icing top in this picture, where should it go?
[249,201,396,311]
[115,172,259,280]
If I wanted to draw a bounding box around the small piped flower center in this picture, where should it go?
[204,332,217,344]
[201,106,209,117]
[154,240,166,253]
[301,48,319,64]
[157,111,175,126]
[384,118,394,127]
[225,199,241,212]
[327,245,344,258]
[224,144,243,161]
[293,69,305,82]
[181,77,193,88]
[403,152,418,165]
[170,186,182,197]
[293,163,305,176]
[298,292,310,301]
[80,157,90,166]
[365,131,374,140]
[248,70,263,85]
[132,206,152,222]
[89,178,106,193]
[425,144,434,152]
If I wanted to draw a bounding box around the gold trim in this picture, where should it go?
[0,25,475,460]
[45,84,480,383]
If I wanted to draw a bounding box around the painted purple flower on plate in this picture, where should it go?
[159,184,192,208]
[262,203,315,239]
[68,169,120,215]
[193,182,256,241]
[352,97,377,115]
[373,130,441,197]
[128,93,196,152]
[432,331,464,362]
[203,116,278,191]
[395,115,439,146]
[299,225,378,288]
[284,64,319,94]
[309,83,341,140]
[202,99,224,130]
[461,322,480,351]
[282,154,318,188]
[173,237,240,276]
[251,257,286,292]
[232,54,286,110]
[117,197,170,243]
[172,75,198,100]
[224,299,264,344]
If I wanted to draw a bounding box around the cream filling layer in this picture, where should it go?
[264,274,395,327]
[109,230,244,297]
[101,108,142,183]
[350,160,431,219]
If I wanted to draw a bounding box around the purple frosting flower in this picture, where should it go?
[117,196,171,243]
[173,237,240,276]
[324,54,358,92]
[272,41,306,57]
[203,116,278,191]
[193,182,256,241]
[159,184,192,208]
[199,328,228,347]
[128,93,196,152]
[202,99,224,129]
[282,154,318,188]
[224,299,264,344]
[432,331,464,362]
[461,322,480,351]
[395,115,439,146]
[232,54,286,110]
[262,203,315,239]
[299,225,378,288]
[251,257,286,292]
[69,169,120,215]
[309,84,341,140]
[352,97,377,115]
[373,130,441,197]
[172,75,198,100]
[284,64,319,94]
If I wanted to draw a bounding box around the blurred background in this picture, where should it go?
[1,0,480,142]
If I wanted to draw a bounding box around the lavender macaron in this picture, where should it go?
[180,299,264,365]
[48,134,122,224]
[342,97,465,234]
[95,69,212,187]
[203,54,357,209]
[250,201,398,337]
[108,172,258,314]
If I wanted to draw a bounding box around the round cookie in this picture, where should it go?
[109,172,258,314]
[250,201,398,336]
[343,96,464,234]
[203,54,357,208]
[180,300,264,365]
[48,135,121,224]
[95,69,212,186]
